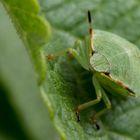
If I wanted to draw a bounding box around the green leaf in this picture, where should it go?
[1,0,140,140]
[0,3,58,140]
[1,0,51,84]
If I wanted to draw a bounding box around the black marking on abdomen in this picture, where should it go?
[126,87,135,95]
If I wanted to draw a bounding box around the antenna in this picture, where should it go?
[88,10,94,54]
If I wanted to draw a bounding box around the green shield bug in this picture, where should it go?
[67,11,140,128]
[47,11,140,129]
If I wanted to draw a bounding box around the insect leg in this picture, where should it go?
[76,76,102,121]
[92,87,111,123]
[46,47,76,61]
[47,40,83,61]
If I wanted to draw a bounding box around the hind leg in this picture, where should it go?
[92,84,111,124]
[75,75,102,121]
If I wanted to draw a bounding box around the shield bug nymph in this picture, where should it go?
[67,11,140,127]
[47,11,140,129]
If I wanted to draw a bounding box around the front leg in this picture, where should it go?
[46,49,75,61]
[46,39,82,61]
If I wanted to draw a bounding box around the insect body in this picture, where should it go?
[68,11,140,124]
[47,11,140,128]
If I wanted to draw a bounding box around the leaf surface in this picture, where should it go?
[0,3,58,140]
[40,0,140,139]
[1,0,51,84]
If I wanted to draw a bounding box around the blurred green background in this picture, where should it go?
[0,3,59,140]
